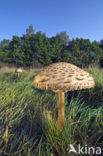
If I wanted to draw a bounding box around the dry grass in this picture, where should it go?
[0,66,15,74]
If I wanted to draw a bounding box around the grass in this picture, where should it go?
[0,66,103,155]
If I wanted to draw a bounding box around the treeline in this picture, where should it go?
[0,25,103,68]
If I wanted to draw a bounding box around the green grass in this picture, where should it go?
[0,66,103,156]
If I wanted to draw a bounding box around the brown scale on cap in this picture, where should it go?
[34,62,94,92]
[33,62,95,131]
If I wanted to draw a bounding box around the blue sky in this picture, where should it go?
[0,0,103,41]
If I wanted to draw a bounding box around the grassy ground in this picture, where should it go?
[0,66,103,156]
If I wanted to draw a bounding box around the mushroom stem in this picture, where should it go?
[57,92,65,130]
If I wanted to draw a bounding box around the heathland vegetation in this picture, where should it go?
[0,25,103,68]
[0,26,103,155]
[0,66,103,155]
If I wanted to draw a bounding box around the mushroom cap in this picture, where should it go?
[15,68,23,73]
[33,62,95,93]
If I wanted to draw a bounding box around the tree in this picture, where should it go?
[56,31,69,46]
[8,36,24,66]
[64,38,92,67]
[0,39,10,63]
[50,37,63,62]
[34,32,52,65]
[26,25,34,36]
[0,49,9,62]
[100,39,103,49]
[0,39,10,50]
[20,34,35,66]
[62,50,72,62]
[91,41,103,64]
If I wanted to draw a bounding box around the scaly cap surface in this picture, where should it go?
[33,62,95,92]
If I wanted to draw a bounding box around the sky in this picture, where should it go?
[0,0,103,42]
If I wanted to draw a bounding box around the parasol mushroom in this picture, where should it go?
[33,62,95,130]
[15,68,23,77]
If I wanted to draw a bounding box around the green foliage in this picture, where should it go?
[20,34,36,66]
[50,37,63,62]
[0,49,9,62]
[34,32,52,65]
[0,39,10,50]
[26,25,34,36]
[7,36,24,66]
[64,38,103,67]
[91,41,103,64]
[56,31,69,46]
[0,25,103,67]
